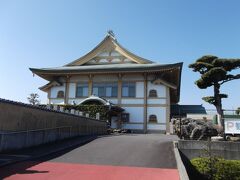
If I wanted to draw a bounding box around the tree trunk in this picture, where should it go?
[213,83,224,127]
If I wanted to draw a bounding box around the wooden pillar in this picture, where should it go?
[88,74,93,96]
[64,76,70,104]
[166,86,171,134]
[47,89,51,104]
[47,89,51,99]
[143,73,148,134]
[118,73,122,105]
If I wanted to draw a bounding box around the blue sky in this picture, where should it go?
[1,0,240,110]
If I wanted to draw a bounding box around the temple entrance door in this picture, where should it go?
[110,116,118,129]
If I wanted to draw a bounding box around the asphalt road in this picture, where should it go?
[49,134,178,168]
[1,134,179,180]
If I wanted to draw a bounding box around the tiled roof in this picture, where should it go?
[30,63,183,74]
[171,104,207,115]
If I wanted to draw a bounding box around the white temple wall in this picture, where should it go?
[122,107,144,123]
[47,73,170,133]
[148,82,166,97]
[122,123,144,130]
[147,107,167,124]
[147,99,166,105]
[50,84,65,98]
[147,124,166,131]
[108,99,118,104]
[121,99,144,104]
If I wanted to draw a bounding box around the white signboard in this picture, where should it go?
[225,119,240,134]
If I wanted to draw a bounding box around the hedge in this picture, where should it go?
[60,104,109,121]
[191,157,240,180]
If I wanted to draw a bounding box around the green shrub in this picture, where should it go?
[60,104,109,120]
[191,157,240,180]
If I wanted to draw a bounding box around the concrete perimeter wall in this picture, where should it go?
[178,140,240,160]
[0,99,107,152]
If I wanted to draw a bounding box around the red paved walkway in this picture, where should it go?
[3,161,179,180]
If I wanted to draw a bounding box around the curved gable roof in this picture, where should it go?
[65,33,153,66]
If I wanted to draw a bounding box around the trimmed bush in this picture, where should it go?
[191,157,240,180]
[61,104,109,120]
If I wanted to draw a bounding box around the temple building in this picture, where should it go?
[30,32,183,133]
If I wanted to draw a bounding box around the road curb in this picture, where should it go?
[0,136,96,168]
[173,141,189,180]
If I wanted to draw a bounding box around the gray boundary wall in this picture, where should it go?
[178,140,240,160]
[0,99,107,152]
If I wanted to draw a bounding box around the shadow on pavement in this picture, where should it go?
[0,137,97,179]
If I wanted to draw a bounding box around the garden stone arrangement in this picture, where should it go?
[173,118,218,140]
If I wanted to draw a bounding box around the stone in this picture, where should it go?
[53,105,58,111]
[59,107,64,112]
[75,110,79,115]
[70,109,75,114]
[173,118,218,140]
[46,104,51,110]
[211,136,224,141]
[96,113,100,120]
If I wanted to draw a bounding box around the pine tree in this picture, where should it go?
[189,55,240,127]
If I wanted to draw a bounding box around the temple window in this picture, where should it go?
[92,82,118,97]
[122,82,135,97]
[76,83,88,97]
[57,90,64,98]
[148,114,157,123]
[149,89,158,98]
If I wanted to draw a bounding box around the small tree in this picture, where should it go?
[27,93,40,105]
[189,55,240,127]
[201,138,220,180]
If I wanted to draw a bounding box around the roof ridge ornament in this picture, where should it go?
[107,30,116,40]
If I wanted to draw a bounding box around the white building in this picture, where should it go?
[30,32,183,133]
